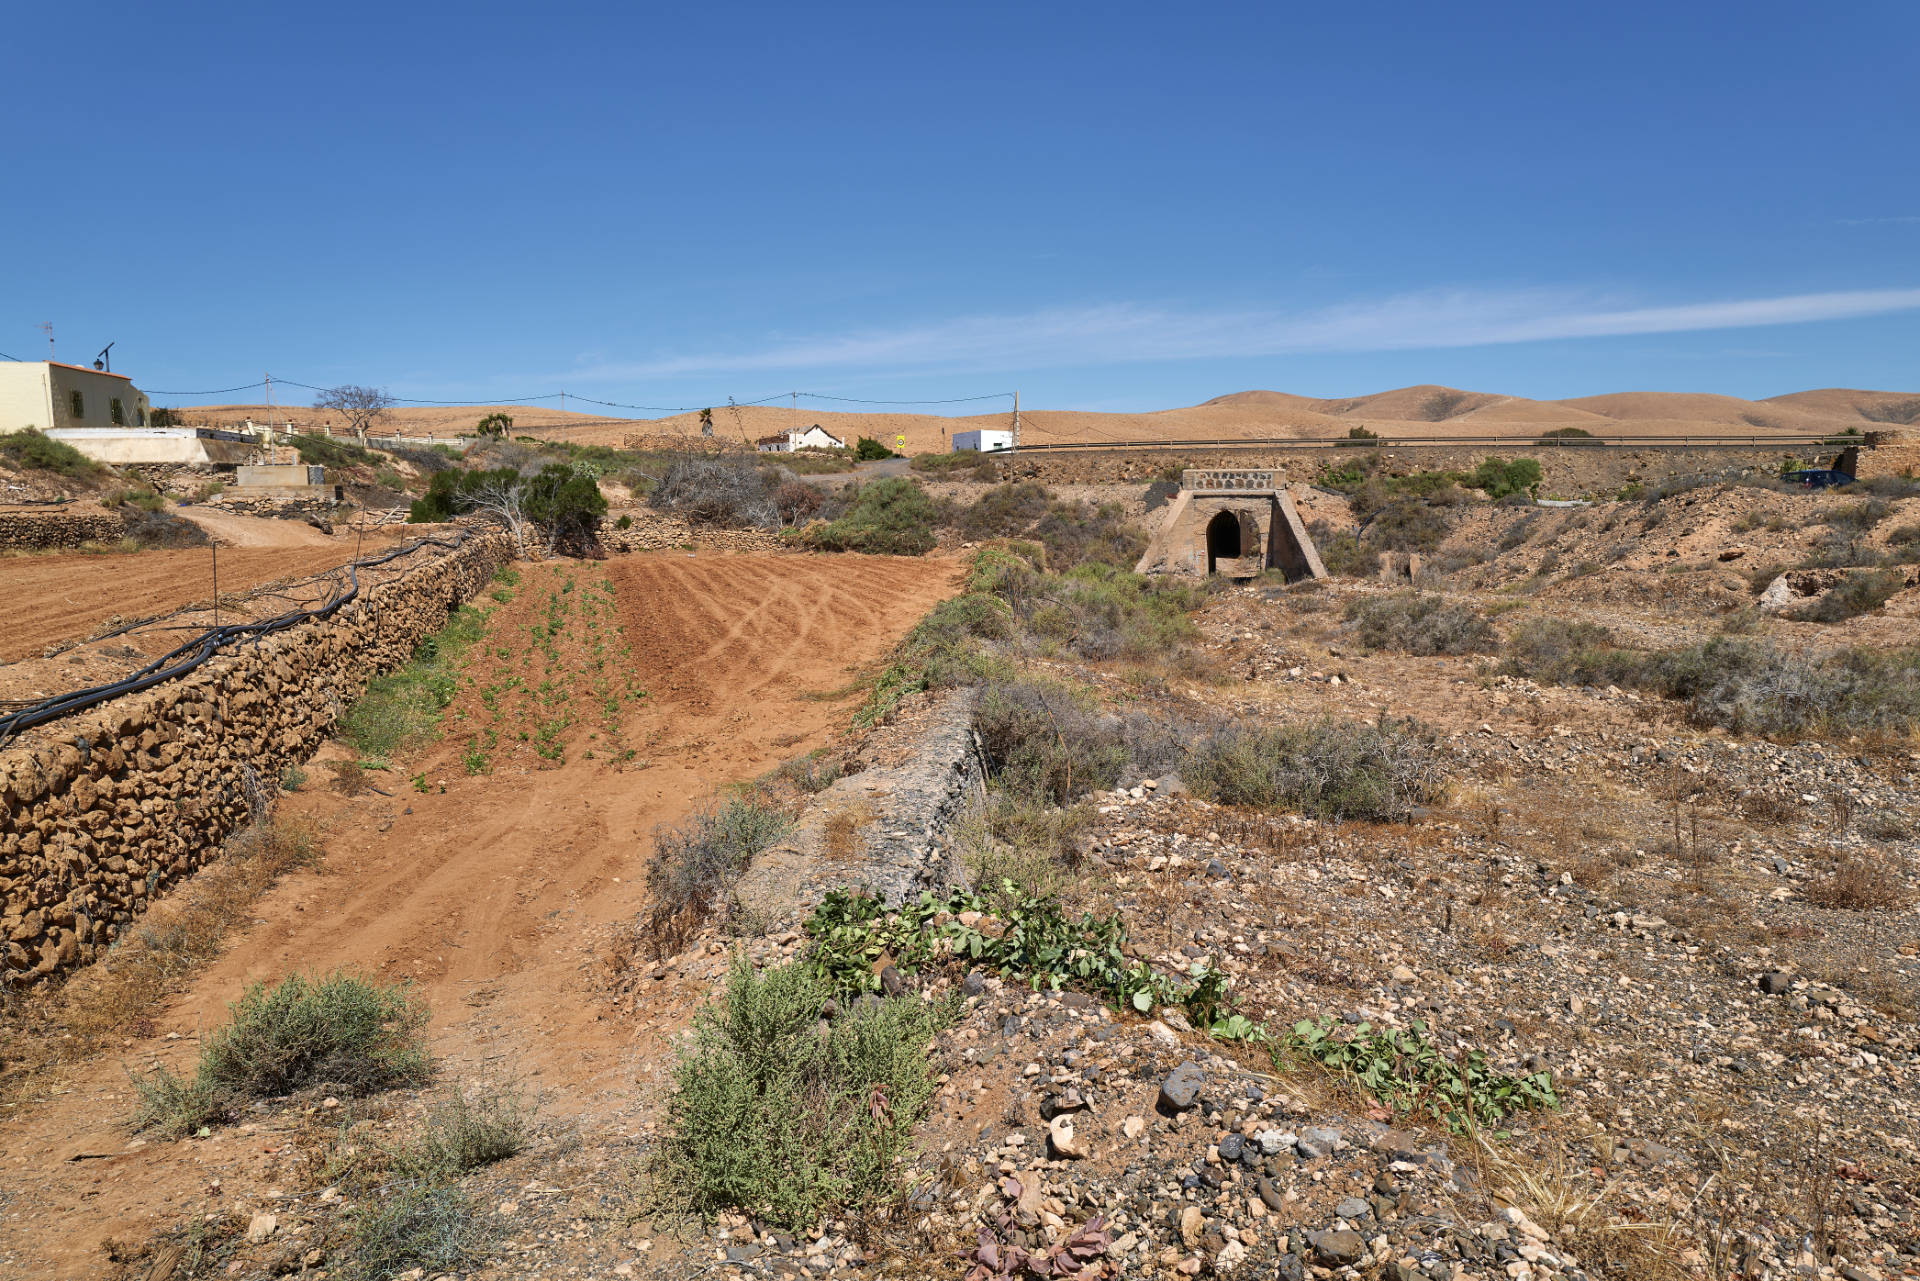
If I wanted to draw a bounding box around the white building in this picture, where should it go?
[0,360,153,433]
[953,429,1014,452]
[756,424,847,453]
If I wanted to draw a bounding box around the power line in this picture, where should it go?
[0,349,23,362]
[795,391,1015,406]
[145,381,270,397]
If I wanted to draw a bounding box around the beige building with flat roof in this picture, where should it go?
[0,360,153,433]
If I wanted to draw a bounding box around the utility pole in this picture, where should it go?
[560,389,566,416]
[1012,390,1021,450]
[38,322,53,361]
[264,373,273,441]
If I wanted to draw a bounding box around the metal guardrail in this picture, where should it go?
[0,532,473,750]
[1005,434,1851,453]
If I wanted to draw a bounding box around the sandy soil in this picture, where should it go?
[0,551,960,1279]
[0,544,385,664]
[169,509,339,549]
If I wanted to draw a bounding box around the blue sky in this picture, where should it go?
[3,1,1915,414]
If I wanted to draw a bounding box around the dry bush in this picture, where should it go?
[328,758,370,795]
[1343,591,1497,656]
[1803,849,1912,910]
[1740,790,1797,827]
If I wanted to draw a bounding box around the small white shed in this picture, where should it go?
[953,429,1013,453]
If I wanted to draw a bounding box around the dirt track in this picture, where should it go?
[0,544,381,663]
[0,551,959,1277]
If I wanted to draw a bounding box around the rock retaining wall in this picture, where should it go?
[735,691,985,927]
[601,510,791,554]
[0,509,127,551]
[0,530,513,985]
[1006,443,1833,494]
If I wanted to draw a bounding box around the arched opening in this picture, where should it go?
[1205,510,1242,574]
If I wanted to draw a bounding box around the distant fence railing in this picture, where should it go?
[1005,434,1856,453]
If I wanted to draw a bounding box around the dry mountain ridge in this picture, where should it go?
[172,382,1918,455]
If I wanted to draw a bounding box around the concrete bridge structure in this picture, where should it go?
[1135,468,1328,581]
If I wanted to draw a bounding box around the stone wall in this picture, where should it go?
[0,530,513,985]
[0,509,127,551]
[1004,443,1834,493]
[735,692,985,928]
[1857,436,1920,481]
[600,510,791,554]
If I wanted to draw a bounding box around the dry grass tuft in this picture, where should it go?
[822,802,876,862]
[1803,849,1912,910]
[327,758,369,796]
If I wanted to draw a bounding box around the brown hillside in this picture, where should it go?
[169,382,1913,454]
[1766,387,1920,426]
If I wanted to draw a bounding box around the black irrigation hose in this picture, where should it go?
[0,532,473,751]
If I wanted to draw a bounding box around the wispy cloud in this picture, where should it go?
[565,286,1920,381]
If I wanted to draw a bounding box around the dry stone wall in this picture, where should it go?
[0,509,127,551]
[0,530,512,985]
[1005,443,1833,493]
[600,510,791,554]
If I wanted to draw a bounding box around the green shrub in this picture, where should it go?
[291,434,377,469]
[975,677,1128,805]
[1030,500,1148,571]
[1887,523,1920,547]
[1796,569,1906,622]
[123,509,212,549]
[476,412,513,437]
[345,1182,484,1281]
[1504,627,1920,738]
[396,1085,533,1179]
[853,436,898,461]
[644,792,792,933]
[911,450,999,479]
[1536,427,1603,446]
[1499,616,1621,684]
[807,477,937,555]
[1466,457,1542,499]
[1345,592,1497,655]
[956,481,1054,540]
[135,972,431,1136]
[1180,716,1445,821]
[1284,1017,1556,1130]
[0,427,101,478]
[1309,524,1376,577]
[655,956,944,1229]
[104,487,166,512]
[1825,498,1892,533]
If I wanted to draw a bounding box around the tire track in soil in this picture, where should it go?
[0,551,959,1278]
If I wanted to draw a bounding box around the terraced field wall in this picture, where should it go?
[0,530,513,985]
[1004,442,1835,490]
[0,509,127,551]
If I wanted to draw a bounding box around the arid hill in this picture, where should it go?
[172,383,1917,457]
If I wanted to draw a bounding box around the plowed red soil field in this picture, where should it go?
[0,551,959,1277]
[0,545,380,662]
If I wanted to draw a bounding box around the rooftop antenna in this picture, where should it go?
[38,322,53,361]
[93,342,113,372]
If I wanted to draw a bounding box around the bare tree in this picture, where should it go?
[313,384,396,444]
[463,472,538,557]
